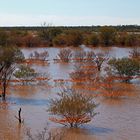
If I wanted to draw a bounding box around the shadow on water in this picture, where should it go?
[79,125,113,136]
[59,125,114,136]
[86,126,113,136]
[6,97,49,106]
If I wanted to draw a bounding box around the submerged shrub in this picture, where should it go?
[26,125,62,140]
[14,65,37,85]
[129,47,140,59]
[57,48,72,62]
[73,50,87,62]
[29,50,49,61]
[48,88,98,128]
[108,57,140,82]
[0,46,24,100]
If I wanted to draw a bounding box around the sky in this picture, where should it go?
[0,0,140,26]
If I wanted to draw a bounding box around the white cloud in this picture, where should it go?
[0,14,140,26]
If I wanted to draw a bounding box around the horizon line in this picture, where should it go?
[0,24,140,28]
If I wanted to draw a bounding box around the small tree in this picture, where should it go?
[14,65,37,85]
[48,88,98,128]
[129,47,140,60]
[53,34,66,46]
[87,33,100,46]
[64,30,83,47]
[93,52,108,71]
[86,51,96,62]
[29,50,49,61]
[70,64,97,83]
[100,26,116,46]
[74,50,87,62]
[100,76,126,98]
[39,23,62,46]
[0,46,24,100]
[57,48,72,62]
[108,58,140,82]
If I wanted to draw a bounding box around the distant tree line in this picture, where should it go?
[0,25,140,47]
[1,25,140,32]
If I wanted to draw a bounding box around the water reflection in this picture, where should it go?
[6,97,49,106]
[0,107,24,140]
[57,126,113,140]
[62,126,113,135]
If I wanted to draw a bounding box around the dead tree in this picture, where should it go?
[15,108,23,124]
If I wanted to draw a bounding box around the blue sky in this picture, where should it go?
[0,0,140,26]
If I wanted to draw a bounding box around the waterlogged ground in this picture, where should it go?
[0,46,140,140]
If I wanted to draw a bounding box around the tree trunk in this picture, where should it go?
[2,79,6,101]
[70,123,73,128]
[97,65,101,71]
[18,108,22,123]
[2,93,6,101]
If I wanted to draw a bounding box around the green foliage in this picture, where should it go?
[108,58,140,82]
[14,65,38,85]
[129,47,140,59]
[100,26,116,46]
[0,46,24,67]
[14,65,37,79]
[39,25,62,46]
[48,88,98,127]
[65,30,83,46]
[0,30,10,46]
[116,32,128,46]
[53,30,83,47]
[53,34,66,46]
[125,34,138,46]
[0,26,140,47]
[86,33,100,46]
[0,46,24,99]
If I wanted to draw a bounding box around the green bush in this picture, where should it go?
[86,33,100,46]
[108,58,140,82]
[48,88,98,127]
[100,26,116,46]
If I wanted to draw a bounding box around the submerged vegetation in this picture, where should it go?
[26,125,62,140]
[108,58,140,82]
[14,65,37,85]
[0,26,140,139]
[48,88,98,128]
[0,44,139,101]
[0,46,24,100]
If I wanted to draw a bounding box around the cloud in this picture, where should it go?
[0,14,140,26]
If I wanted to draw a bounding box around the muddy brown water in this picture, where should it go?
[0,46,140,140]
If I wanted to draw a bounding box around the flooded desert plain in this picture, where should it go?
[0,46,140,140]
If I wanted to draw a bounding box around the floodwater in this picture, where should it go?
[0,46,140,140]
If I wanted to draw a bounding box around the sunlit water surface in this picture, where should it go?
[0,46,140,140]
